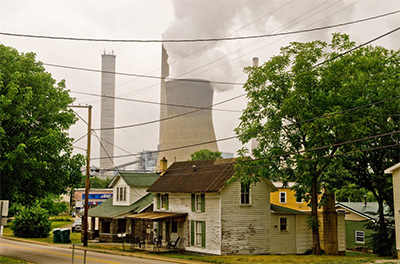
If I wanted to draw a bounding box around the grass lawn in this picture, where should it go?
[2,218,82,244]
[85,244,396,264]
[0,256,33,264]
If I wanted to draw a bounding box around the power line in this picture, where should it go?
[70,90,242,113]
[94,93,246,131]
[91,96,400,160]
[92,27,400,131]
[1,9,398,43]
[115,137,400,176]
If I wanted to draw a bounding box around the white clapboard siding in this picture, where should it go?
[220,180,272,255]
[270,214,296,254]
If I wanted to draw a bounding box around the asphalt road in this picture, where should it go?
[0,237,180,264]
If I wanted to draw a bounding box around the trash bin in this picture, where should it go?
[60,228,71,243]
[53,228,61,243]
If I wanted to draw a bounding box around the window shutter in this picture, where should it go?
[190,220,195,246]
[201,221,206,247]
[191,194,195,212]
[157,193,160,209]
[165,194,169,210]
[201,194,205,212]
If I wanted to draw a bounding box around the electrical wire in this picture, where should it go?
[113,135,400,176]
[91,27,400,131]
[1,9,398,43]
[70,90,243,113]
[91,96,400,160]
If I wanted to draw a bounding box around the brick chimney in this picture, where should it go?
[160,157,168,175]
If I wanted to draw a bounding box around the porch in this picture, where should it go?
[125,211,187,252]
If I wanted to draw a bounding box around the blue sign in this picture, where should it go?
[82,193,113,199]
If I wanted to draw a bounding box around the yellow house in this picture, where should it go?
[271,182,310,211]
[271,182,346,255]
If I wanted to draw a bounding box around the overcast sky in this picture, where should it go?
[1,0,399,170]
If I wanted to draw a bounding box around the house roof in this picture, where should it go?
[270,204,310,214]
[87,193,153,218]
[109,172,159,188]
[147,158,237,193]
[335,202,386,221]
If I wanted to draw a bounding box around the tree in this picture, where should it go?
[234,33,400,255]
[189,149,223,161]
[11,205,52,238]
[0,44,85,206]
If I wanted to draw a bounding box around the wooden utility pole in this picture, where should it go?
[69,105,92,246]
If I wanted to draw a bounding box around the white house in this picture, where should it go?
[87,172,159,242]
[142,158,277,255]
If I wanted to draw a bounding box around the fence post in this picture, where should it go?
[71,245,75,264]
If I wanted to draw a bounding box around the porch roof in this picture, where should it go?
[87,193,153,218]
[125,211,187,221]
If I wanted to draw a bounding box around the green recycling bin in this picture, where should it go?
[60,228,71,243]
[53,228,61,243]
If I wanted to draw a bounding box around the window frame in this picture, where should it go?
[355,230,365,243]
[240,182,250,205]
[191,220,206,247]
[279,217,288,232]
[161,194,169,210]
[116,186,126,202]
[279,191,287,204]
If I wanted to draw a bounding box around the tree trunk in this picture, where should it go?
[311,175,322,255]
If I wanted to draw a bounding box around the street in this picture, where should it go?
[0,237,180,264]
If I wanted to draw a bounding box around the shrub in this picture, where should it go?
[11,205,51,238]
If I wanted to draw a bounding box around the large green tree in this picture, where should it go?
[235,34,400,255]
[0,44,85,206]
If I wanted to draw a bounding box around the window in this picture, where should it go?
[116,187,126,201]
[295,194,303,203]
[241,183,250,205]
[191,194,205,212]
[157,193,169,210]
[355,231,365,243]
[279,192,286,203]
[191,220,206,247]
[280,217,288,231]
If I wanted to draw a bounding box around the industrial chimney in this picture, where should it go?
[157,46,219,168]
[99,51,116,178]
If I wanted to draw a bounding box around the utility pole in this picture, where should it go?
[69,105,92,246]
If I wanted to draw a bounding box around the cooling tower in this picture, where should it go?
[99,52,116,177]
[159,79,219,166]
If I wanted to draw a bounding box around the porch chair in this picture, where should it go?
[167,236,180,250]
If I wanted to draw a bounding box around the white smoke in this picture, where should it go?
[162,0,397,91]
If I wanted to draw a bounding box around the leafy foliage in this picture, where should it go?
[234,33,400,255]
[189,149,223,161]
[11,205,51,238]
[0,44,85,205]
[37,195,69,216]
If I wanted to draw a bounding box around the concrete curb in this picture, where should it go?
[1,236,206,264]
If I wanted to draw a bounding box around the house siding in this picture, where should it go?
[220,180,271,255]
[295,214,313,254]
[337,213,346,253]
[153,192,222,255]
[113,177,148,206]
[270,214,296,254]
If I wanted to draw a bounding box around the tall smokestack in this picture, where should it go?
[100,51,116,178]
[251,57,259,157]
[159,45,169,152]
